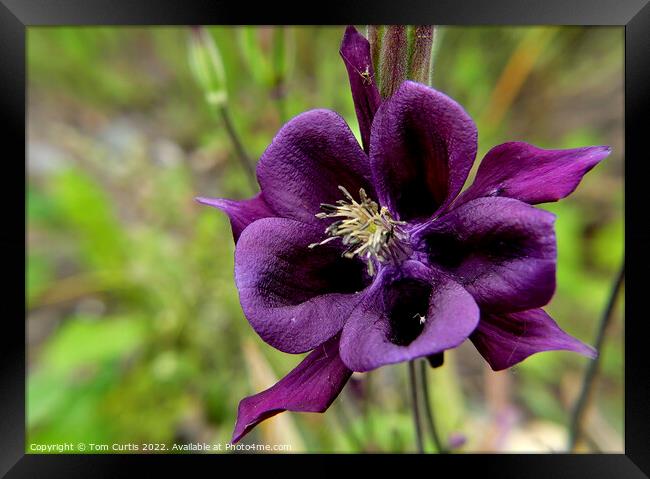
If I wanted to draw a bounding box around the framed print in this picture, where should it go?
[3,0,650,476]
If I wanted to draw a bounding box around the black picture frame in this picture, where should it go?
[4,0,649,476]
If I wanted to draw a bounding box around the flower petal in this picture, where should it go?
[339,261,479,372]
[370,81,478,222]
[457,142,611,206]
[232,335,352,444]
[257,109,374,225]
[340,25,381,153]
[412,197,556,313]
[235,217,369,353]
[196,193,275,243]
[470,308,597,371]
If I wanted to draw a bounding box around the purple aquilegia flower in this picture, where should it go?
[197,26,610,443]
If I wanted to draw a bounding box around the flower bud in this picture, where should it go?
[367,25,383,83]
[188,27,228,107]
[408,26,435,85]
[379,25,408,99]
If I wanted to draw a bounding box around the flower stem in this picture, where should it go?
[408,360,425,453]
[218,105,258,192]
[275,96,287,125]
[333,398,364,452]
[418,360,448,453]
[363,372,375,449]
[567,261,625,451]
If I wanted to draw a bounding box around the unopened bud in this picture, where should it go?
[408,26,435,85]
[367,25,383,85]
[379,26,408,99]
[188,27,228,107]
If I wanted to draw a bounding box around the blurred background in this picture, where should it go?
[27,26,624,453]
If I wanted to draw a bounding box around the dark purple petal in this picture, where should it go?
[235,217,369,354]
[232,335,352,444]
[412,197,556,313]
[457,142,611,206]
[339,25,381,153]
[339,261,479,372]
[196,193,275,243]
[257,109,374,225]
[470,308,597,371]
[370,81,478,222]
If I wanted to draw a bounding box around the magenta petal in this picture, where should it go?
[339,261,479,372]
[370,81,478,222]
[413,197,556,313]
[257,109,374,225]
[340,25,381,153]
[196,193,275,243]
[471,308,597,371]
[232,335,352,444]
[235,217,369,354]
[457,142,611,206]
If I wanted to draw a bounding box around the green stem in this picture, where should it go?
[273,90,287,125]
[418,360,448,453]
[408,360,425,453]
[218,105,257,192]
[363,372,375,449]
[333,397,364,452]
[567,262,625,451]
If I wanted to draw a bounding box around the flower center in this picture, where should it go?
[309,186,410,276]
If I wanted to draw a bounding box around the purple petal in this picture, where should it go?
[232,335,352,443]
[196,193,275,243]
[339,261,479,372]
[257,109,374,225]
[339,25,381,153]
[235,217,369,354]
[457,142,611,206]
[412,197,556,313]
[470,308,597,371]
[370,81,478,222]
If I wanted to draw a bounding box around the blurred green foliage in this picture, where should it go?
[27,26,623,453]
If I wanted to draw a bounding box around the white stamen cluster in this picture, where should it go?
[309,186,410,276]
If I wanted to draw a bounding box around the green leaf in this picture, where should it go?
[40,315,146,374]
[237,27,273,87]
[26,254,53,306]
[50,169,126,270]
